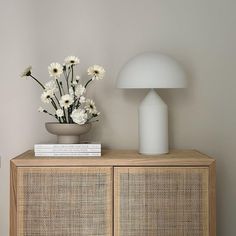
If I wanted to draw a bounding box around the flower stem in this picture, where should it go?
[60,82,66,94]
[56,79,62,96]
[71,65,74,84]
[68,106,73,123]
[63,107,67,123]
[63,70,69,91]
[54,94,60,107]
[76,99,81,109]
[50,98,58,110]
[54,95,65,122]
[85,78,93,88]
[66,67,71,92]
[54,90,66,123]
[30,75,45,89]
[43,110,60,122]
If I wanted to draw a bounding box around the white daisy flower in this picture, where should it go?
[79,96,86,103]
[38,106,44,112]
[56,109,64,117]
[76,75,80,80]
[87,65,105,80]
[45,80,58,93]
[72,80,78,85]
[64,56,80,66]
[75,84,86,97]
[41,90,54,104]
[20,66,32,79]
[59,94,74,109]
[48,63,63,78]
[85,99,97,114]
[71,108,88,125]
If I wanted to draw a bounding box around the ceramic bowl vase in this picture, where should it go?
[45,122,92,144]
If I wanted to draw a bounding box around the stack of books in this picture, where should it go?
[34,144,101,157]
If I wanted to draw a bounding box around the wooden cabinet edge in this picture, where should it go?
[10,161,17,236]
[209,161,216,236]
[11,150,32,161]
[11,149,215,167]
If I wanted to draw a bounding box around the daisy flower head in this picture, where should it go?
[20,66,32,79]
[85,99,97,114]
[64,56,80,66]
[87,65,105,80]
[71,108,88,125]
[48,62,63,78]
[45,80,58,93]
[56,109,64,118]
[59,94,74,109]
[41,90,54,104]
[75,84,86,97]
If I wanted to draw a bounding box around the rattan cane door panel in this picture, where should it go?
[114,167,209,236]
[17,167,112,236]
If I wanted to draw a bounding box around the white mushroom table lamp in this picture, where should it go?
[117,52,186,155]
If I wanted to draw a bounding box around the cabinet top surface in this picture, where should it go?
[11,149,215,167]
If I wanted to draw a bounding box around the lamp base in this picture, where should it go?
[139,89,168,155]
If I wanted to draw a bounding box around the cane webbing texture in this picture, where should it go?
[17,167,112,236]
[115,167,209,236]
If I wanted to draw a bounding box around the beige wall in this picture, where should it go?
[1,0,236,235]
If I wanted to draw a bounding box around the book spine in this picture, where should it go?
[35,144,101,149]
[34,148,101,152]
[35,152,101,157]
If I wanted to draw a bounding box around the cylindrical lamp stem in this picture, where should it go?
[139,89,168,155]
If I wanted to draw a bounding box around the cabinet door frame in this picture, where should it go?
[11,166,113,236]
[114,166,211,236]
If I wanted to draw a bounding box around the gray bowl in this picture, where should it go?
[45,122,92,144]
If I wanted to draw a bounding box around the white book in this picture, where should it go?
[34,144,101,153]
[35,148,101,153]
[35,152,101,157]
[35,144,101,149]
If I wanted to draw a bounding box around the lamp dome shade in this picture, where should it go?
[117,52,187,88]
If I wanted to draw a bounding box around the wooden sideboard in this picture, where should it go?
[10,149,216,236]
